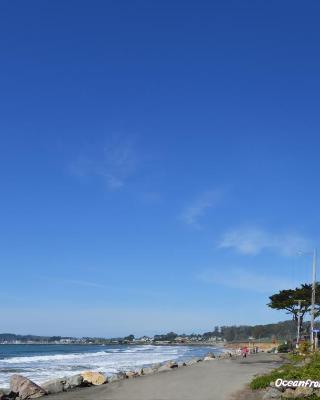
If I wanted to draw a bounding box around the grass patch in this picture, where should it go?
[250,353,320,390]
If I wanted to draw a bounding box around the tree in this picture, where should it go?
[124,334,135,341]
[268,283,320,333]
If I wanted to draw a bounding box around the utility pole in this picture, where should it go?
[310,248,317,350]
[296,300,304,345]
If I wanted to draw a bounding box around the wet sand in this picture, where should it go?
[49,353,283,400]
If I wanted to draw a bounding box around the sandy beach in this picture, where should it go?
[47,353,283,400]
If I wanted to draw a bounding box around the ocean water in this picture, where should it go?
[0,344,223,388]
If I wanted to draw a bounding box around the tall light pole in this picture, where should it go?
[296,300,304,345]
[310,248,317,349]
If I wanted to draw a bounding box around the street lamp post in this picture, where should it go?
[310,248,317,350]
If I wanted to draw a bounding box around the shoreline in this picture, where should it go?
[46,353,283,400]
[1,351,283,400]
[0,344,226,390]
[0,342,226,347]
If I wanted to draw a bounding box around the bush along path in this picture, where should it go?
[251,353,320,399]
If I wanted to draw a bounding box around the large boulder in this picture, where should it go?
[0,390,7,400]
[0,389,10,397]
[115,371,127,380]
[81,372,107,386]
[293,387,314,398]
[140,367,154,375]
[10,375,46,400]
[167,361,178,369]
[64,374,83,390]
[282,388,295,398]
[125,371,139,378]
[204,353,216,361]
[262,387,282,399]
[177,361,187,367]
[186,358,198,366]
[41,379,65,395]
[158,364,172,373]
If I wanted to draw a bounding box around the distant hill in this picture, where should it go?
[1,320,319,343]
[0,333,72,342]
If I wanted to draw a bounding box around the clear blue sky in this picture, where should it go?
[1,0,320,337]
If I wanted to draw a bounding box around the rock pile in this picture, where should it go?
[10,375,47,400]
[263,383,320,399]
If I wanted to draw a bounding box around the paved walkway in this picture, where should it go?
[50,353,283,400]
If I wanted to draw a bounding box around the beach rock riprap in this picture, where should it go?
[125,371,139,378]
[168,361,178,369]
[10,375,47,400]
[293,387,314,397]
[262,387,282,399]
[41,379,65,394]
[177,361,187,367]
[64,374,84,390]
[281,388,295,398]
[81,372,107,385]
[140,367,154,375]
[0,390,7,400]
[204,352,216,361]
[186,359,197,366]
[158,364,172,373]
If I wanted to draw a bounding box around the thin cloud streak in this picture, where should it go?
[218,227,312,256]
[70,135,138,190]
[180,189,223,228]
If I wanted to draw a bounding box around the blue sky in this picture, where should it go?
[1,1,320,337]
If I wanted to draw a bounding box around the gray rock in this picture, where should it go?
[168,361,178,369]
[262,387,282,399]
[10,375,46,400]
[41,379,65,395]
[140,367,154,375]
[293,387,314,397]
[186,358,198,365]
[116,372,127,380]
[125,371,139,378]
[0,389,10,397]
[281,388,295,399]
[177,362,186,367]
[63,375,83,390]
[0,391,7,400]
[157,365,171,373]
[107,375,120,383]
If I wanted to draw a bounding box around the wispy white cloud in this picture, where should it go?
[218,227,312,256]
[62,279,107,289]
[180,189,222,228]
[70,135,138,190]
[198,267,295,293]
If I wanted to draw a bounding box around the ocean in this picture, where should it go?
[0,344,223,388]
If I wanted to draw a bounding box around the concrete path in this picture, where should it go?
[50,353,283,400]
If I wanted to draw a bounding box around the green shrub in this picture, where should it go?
[298,341,311,355]
[277,343,291,353]
[250,353,320,390]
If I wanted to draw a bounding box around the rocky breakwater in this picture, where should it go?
[262,382,320,399]
[0,351,232,399]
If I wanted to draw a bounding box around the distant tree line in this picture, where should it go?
[0,334,72,342]
[3,320,320,344]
